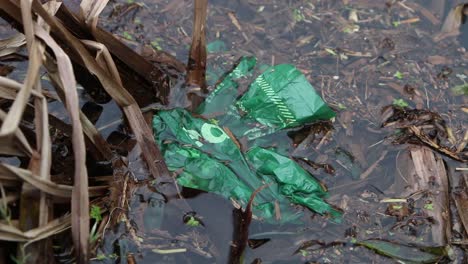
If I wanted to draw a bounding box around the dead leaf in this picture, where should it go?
[427,55,453,65]
[434,4,468,41]
[0,33,25,58]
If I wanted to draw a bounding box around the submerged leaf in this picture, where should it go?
[357,239,445,263]
[292,8,305,22]
[185,216,200,227]
[435,4,468,41]
[207,40,226,53]
[451,83,468,96]
[394,71,404,79]
[393,98,409,108]
[440,4,467,34]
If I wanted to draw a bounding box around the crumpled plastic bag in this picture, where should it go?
[153,56,340,223]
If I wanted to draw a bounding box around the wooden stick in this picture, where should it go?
[186,0,208,110]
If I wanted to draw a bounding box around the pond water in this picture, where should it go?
[0,0,466,263]
[86,0,467,263]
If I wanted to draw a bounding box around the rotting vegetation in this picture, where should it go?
[0,0,467,263]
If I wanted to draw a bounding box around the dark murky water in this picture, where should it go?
[0,0,466,263]
[92,0,467,263]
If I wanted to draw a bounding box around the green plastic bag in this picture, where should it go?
[237,64,335,129]
[246,147,335,216]
[197,56,256,116]
[197,57,335,141]
[153,57,340,223]
[154,109,286,221]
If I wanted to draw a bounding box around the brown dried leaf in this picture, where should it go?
[453,174,468,236]
[0,214,70,242]
[80,0,109,30]
[0,163,72,197]
[45,54,113,160]
[434,4,467,41]
[427,55,453,65]
[81,40,122,86]
[0,40,41,137]
[32,3,62,244]
[0,109,32,156]
[32,0,171,180]
[0,163,105,198]
[0,33,26,58]
[0,76,44,100]
[34,24,90,263]
[409,147,450,245]
[406,2,441,25]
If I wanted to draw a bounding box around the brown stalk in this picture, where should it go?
[1,0,173,107]
[9,1,52,262]
[0,214,70,243]
[0,164,106,198]
[44,53,114,161]
[0,33,26,58]
[0,76,110,161]
[0,1,189,261]
[79,0,109,32]
[1,0,176,182]
[228,185,268,264]
[186,0,208,109]
[30,0,171,181]
[0,39,40,138]
[20,3,59,262]
[187,0,207,88]
[34,24,90,263]
[0,76,44,100]
[0,108,32,156]
[56,3,177,105]
[0,0,41,138]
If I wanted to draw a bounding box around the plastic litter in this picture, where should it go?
[153,56,340,223]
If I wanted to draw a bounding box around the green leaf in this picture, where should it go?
[357,239,444,263]
[292,8,305,22]
[343,24,360,33]
[134,17,142,24]
[185,216,201,227]
[122,31,133,40]
[325,48,337,56]
[95,254,106,261]
[151,38,163,50]
[90,221,100,242]
[394,71,404,79]
[207,40,227,53]
[90,205,102,222]
[451,83,468,96]
[393,98,409,108]
[392,21,400,27]
[424,202,434,210]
